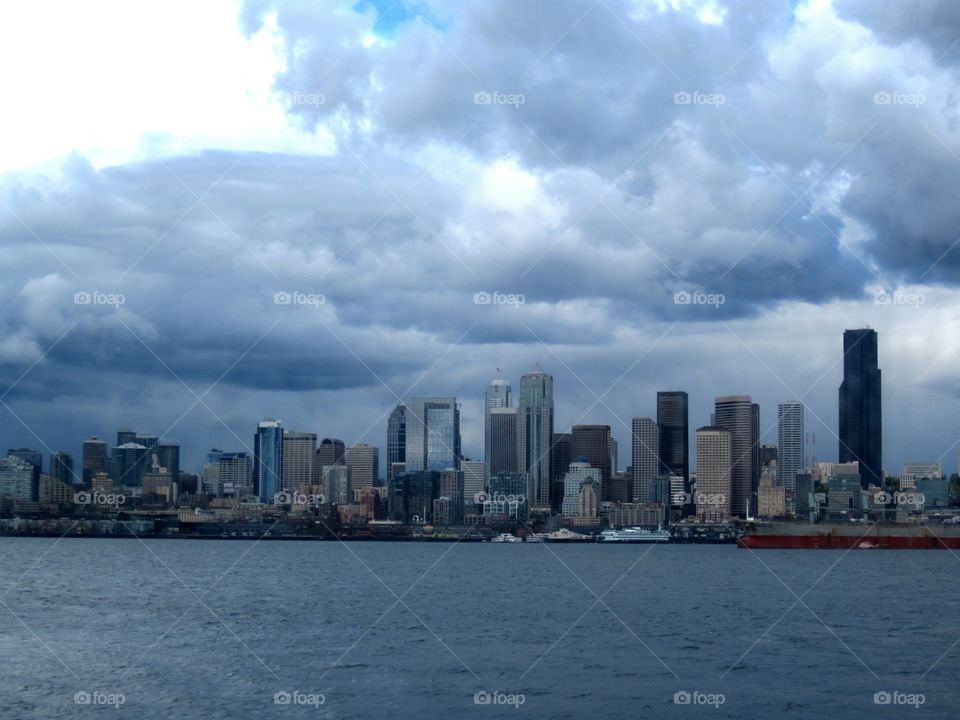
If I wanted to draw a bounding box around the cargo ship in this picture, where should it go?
[738,521,960,549]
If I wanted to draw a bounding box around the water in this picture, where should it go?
[0,537,957,719]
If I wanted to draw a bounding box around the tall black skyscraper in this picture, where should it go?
[657,391,689,507]
[387,405,406,481]
[839,328,882,488]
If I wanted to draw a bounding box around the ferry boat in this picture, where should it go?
[598,527,672,543]
[489,532,522,543]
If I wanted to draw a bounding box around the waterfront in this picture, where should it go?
[1,538,958,718]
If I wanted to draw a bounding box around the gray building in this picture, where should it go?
[82,437,108,484]
[488,407,519,475]
[518,365,554,512]
[714,396,754,518]
[777,401,805,513]
[484,379,512,482]
[630,418,659,503]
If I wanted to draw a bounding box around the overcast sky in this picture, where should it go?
[1,0,959,477]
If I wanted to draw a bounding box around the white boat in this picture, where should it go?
[598,527,671,543]
[490,533,522,543]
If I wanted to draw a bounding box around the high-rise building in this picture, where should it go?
[346,443,379,491]
[254,420,284,502]
[488,407,519,475]
[324,464,352,505]
[714,396,753,518]
[316,438,346,469]
[82,437,109,484]
[117,430,137,446]
[0,455,35,500]
[751,403,760,510]
[518,365,554,512]
[572,425,611,500]
[461,459,485,510]
[282,431,317,490]
[562,461,600,517]
[51,451,75,486]
[135,434,158,450]
[657,391,689,479]
[484,379,512,482]
[203,451,252,497]
[550,432,572,512]
[695,426,732,521]
[154,444,180,482]
[404,397,461,472]
[778,401,805,512]
[111,443,149,488]
[437,469,465,524]
[387,405,406,482]
[630,418,659,503]
[839,328,883,488]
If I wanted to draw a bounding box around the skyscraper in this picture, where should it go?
[117,430,137,446]
[405,397,461,472]
[630,418,659,503]
[51,451,75,486]
[387,405,406,482]
[110,443,148,488]
[484,379,512,482]
[751,403,760,510]
[695,426,732,521]
[488,407,519,475]
[254,420,284,502]
[550,432,573,512]
[839,328,883,488]
[777,401,805,512]
[154,444,180,482]
[283,431,317,490]
[657,391,689,513]
[346,443,379,492]
[316,438,346,468]
[461,459,485,511]
[82,437,108,484]
[714,396,753,518]
[518,365,554,512]
[572,425,611,500]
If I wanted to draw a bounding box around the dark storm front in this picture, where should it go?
[1,539,954,720]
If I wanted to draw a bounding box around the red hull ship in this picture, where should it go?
[738,522,960,549]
